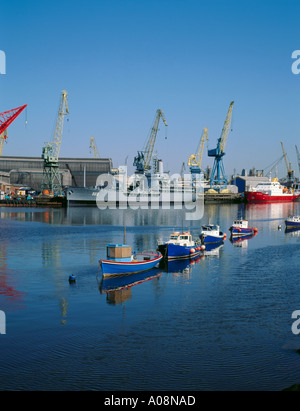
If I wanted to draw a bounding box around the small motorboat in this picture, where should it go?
[100,244,162,277]
[157,231,204,260]
[199,224,226,244]
[229,219,258,237]
[285,215,300,229]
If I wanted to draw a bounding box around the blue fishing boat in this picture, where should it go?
[157,231,204,260]
[285,216,300,229]
[229,219,258,237]
[199,224,225,244]
[100,244,162,277]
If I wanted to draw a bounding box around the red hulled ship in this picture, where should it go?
[245,179,300,203]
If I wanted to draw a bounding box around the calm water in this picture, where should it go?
[1,202,300,391]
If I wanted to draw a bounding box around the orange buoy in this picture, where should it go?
[190,248,195,254]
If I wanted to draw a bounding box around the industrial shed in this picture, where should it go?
[0,156,113,192]
[229,176,269,193]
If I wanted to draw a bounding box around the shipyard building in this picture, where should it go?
[0,156,113,192]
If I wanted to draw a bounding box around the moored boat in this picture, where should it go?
[229,219,258,237]
[199,224,226,244]
[157,231,204,260]
[245,179,300,203]
[285,215,300,229]
[100,244,162,277]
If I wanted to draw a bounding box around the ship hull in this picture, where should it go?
[66,186,197,206]
[245,191,300,203]
[158,243,201,260]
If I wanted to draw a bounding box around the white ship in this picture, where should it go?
[66,163,203,207]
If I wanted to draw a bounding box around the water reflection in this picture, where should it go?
[203,242,224,256]
[285,227,300,238]
[230,232,258,248]
[99,269,162,305]
[1,202,300,229]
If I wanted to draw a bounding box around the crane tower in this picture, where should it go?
[188,127,208,175]
[89,136,100,158]
[133,109,167,174]
[280,141,294,184]
[208,101,234,189]
[0,104,27,156]
[41,90,69,195]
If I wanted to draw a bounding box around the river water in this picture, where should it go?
[0,202,300,391]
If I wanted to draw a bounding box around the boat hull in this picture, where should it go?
[200,234,224,244]
[285,220,300,228]
[245,191,300,203]
[158,243,201,260]
[101,253,162,276]
[230,227,255,236]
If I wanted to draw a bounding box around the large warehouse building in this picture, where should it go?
[0,156,113,192]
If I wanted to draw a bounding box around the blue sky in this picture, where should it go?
[0,0,300,178]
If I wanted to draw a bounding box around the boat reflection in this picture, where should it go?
[285,227,300,236]
[203,242,224,256]
[159,254,204,274]
[230,232,257,247]
[99,268,162,305]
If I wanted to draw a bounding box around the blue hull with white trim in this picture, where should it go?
[101,252,162,276]
[158,243,201,260]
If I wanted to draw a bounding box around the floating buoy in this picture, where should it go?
[278,225,282,230]
[254,228,258,232]
[190,248,195,254]
[223,233,227,239]
[200,245,205,251]
[69,274,76,283]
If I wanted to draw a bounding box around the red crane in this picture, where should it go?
[0,104,27,135]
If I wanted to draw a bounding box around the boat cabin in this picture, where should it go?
[106,244,132,262]
[232,220,248,229]
[167,231,194,246]
[201,224,219,233]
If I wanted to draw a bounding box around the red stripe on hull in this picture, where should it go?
[245,192,300,203]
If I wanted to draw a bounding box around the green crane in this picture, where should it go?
[41,90,69,195]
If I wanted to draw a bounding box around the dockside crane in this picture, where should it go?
[208,101,234,189]
[280,140,294,184]
[0,105,27,156]
[41,90,69,195]
[133,109,168,174]
[188,127,208,175]
[295,145,300,174]
[0,129,7,157]
[89,136,100,158]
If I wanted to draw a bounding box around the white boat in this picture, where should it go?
[157,231,204,260]
[285,215,300,229]
[199,224,225,244]
[229,219,258,236]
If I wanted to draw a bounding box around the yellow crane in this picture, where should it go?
[188,127,208,172]
[280,140,294,182]
[0,129,7,156]
[89,136,100,158]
